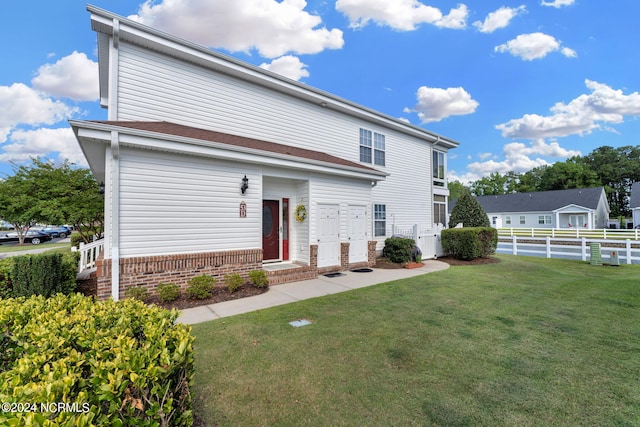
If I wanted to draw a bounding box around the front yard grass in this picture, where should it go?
[191,255,639,426]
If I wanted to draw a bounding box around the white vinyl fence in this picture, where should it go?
[497,236,640,264]
[393,224,445,259]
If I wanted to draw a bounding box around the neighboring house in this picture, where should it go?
[449,187,610,229]
[71,5,459,300]
[631,182,640,228]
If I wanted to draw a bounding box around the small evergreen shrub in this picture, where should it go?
[0,293,194,426]
[157,282,181,302]
[249,270,269,288]
[125,285,149,301]
[383,237,416,264]
[441,227,498,260]
[11,252,77,298]
[225,273,244,293]
[186,274,216,299]
[0,258,13,299]
[449,190,491,228]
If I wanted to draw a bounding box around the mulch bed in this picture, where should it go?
[148,284,268,311]
[436,256,501,266]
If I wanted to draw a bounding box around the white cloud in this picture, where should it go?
[494,32,576,61]
[0,83,78,142]
[129,0,344,58]
[31,51,99,101]
[335,0,468,31]
[404,85,479,123]
[561,47,577,58]
[0,127,86,166]
[540,0,575,8]
[259,56,310,81]
[465,138,580,177]
[473,5,526,33]
[478,152,493,160]
[496,80,640,138]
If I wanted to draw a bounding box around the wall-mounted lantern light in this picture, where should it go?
[99,181,105,194]
[241,175,249,195]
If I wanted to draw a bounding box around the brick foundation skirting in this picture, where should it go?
[92,241,378,300]
[95,249,262,300]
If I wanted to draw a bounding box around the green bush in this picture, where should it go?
[157,282,181,302]
[0,258,13,299]
[11,252,77,298]
[248,270,269,288]
[441,227,498,260]
[225,273,244,293]
[186,275,216,299]
[70,232,85,248]
[0,293,194,426]
[125,285,149,302]
[449,190,491,228]
[383,237,416,264]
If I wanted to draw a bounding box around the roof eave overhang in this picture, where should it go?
[70,120,388,182]
[552,204,593,213]
[86,4,459,149]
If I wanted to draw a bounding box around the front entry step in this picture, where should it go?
[264,263,317,286]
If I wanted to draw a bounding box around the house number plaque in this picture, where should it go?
[239,201,247,218]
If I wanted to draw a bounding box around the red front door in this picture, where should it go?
[262,200,280,261]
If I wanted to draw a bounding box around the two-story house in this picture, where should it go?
[71,5,459,300]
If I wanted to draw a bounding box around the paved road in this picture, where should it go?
[0,238,71,259]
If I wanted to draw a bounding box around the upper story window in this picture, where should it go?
[360,128,385,166]
[433,150,445,187]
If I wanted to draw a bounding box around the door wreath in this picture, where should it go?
[295,204,307,222]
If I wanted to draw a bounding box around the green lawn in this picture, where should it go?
[191,255,640,426]
[0,242,70,253]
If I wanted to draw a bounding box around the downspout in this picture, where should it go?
[110,18,121,300]
[111,131,120,300]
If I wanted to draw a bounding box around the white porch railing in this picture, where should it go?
[72,238,105,272]
[497,236,640,264]
[498,227,640,240]
[393,224,445,259]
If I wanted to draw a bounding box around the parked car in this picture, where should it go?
[40,227,70,238]
[0,230,53,245]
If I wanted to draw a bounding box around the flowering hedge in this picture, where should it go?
[0,293,194,426]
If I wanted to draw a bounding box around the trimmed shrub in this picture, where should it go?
[249,270,269,288]
[449,190,490,228]
[157,282,181,302]
[383,237,416,264]
[0,293,194,426]
[186,274,216,299]
[0,258,12,299]
[125,285,149,302]
[11,252,77,298]
[225,273,244,293]
[441,227,498,260]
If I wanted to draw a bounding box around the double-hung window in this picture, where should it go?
[360,128,385,166]
[374,204,386,237]
[359,129,372,163]
[433,150,445,187]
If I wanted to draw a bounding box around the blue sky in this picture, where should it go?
[1,0,639,183]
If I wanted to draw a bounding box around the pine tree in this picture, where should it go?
[448,190,490,228]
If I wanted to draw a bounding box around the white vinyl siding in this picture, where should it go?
[118,44,359,163]
[114,42,439,253]
[118,148,261,257]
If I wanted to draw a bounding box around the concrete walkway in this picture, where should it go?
[177,260,449,325]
